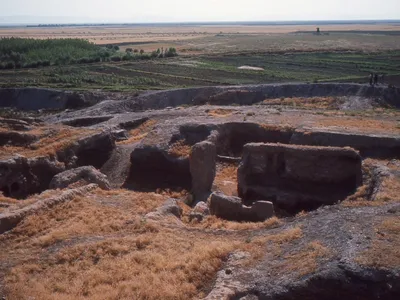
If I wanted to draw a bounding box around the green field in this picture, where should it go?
[1,50,400,91]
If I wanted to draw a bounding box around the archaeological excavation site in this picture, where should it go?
[0,83,399,299]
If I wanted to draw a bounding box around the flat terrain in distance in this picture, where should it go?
[1,22,400,53]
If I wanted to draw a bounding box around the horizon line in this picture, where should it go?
[1,19,400,27]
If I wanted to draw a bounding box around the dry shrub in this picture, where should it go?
[214,163,238,196]
[168,140,192,158]
[271,241,331,277]
[117,120,157,145]
[356,217,400,269]
[199,215,282,231]
[207,109,234,117]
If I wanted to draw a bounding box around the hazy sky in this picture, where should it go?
[1,0,400,23]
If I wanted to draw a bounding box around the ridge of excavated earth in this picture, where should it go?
[0,83,399,300]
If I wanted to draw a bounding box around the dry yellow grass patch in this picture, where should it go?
[263,96,340,109]
[344,175,400,207]
[0,126,97,159]
[241,227,303,264]
[4,230,236,300]
[4,224,303,300]
[317,117,400,133]
[0,189,67,213]
[272,241,331,277]
[91,188,168,215]
[3,189,167,248]
[199,215,282,230]
[0,194,18,205]
[356,217,400,269]
[117,120,157,145]
[168,140,192,158]
[260,123,294,132]
[214,163,238,196]
[155,188,189,199]
[1,184,304,300]
[207,109,235,117]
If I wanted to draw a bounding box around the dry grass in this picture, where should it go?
[214,163,238,196]
[259,123,294,132]
[343,175,400,207]
[356,217,400,269]
[117,119,157,145]
[0,189,69,213]
[168,140,192,158]
[0,181,305,300]
[155,188,189,199]
[317,117,400,133]
[207,109,234,117]
[263,96,341,109]
[0,189,287,300]
[241,227,303,263]
[198,215,282,231]
[4,228,236,300]
[271,241,331,277]
[0,126,97,159]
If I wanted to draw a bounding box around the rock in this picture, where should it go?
[190,141,217,203]
[62,116,113,127]
[50,166,111,190]
[189,201,210,222]
[250,201,275,221]
[238,143,362,214]
[146,198,183,220]
[209,192,274,222]
[209,192,243,221]
[0,131,38,147]
[111,129,128,141]
[0,118,31,131]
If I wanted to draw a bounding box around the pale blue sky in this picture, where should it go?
[1,0,400,23]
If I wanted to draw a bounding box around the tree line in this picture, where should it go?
[0,38,178,70]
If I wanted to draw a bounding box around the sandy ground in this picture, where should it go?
[1,23,399,45]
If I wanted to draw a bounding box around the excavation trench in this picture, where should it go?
[0,133,115,199]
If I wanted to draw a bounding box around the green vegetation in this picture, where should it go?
[0,38,399,92]
[0,38,178,70]
[0,38,117,68]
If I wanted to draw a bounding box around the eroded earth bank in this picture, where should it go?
[0,83,399,299]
